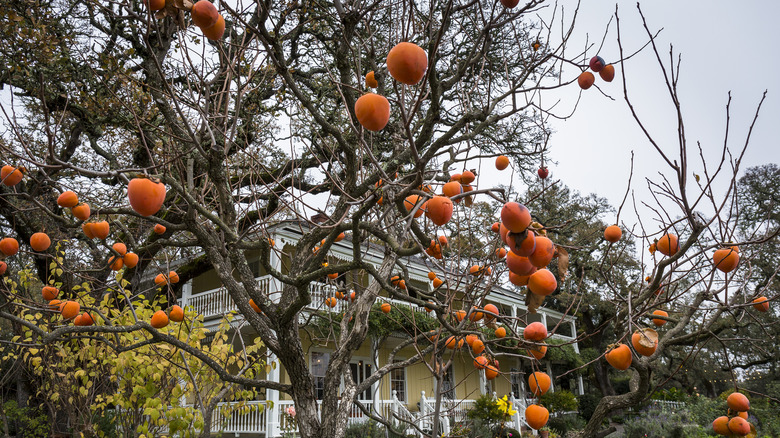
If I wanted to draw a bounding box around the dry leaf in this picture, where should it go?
[525,290,545,313]
[556,246,569,281]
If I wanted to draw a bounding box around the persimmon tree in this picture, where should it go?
[0,0,775,437]
[566,6,778,437]
[0,0,597,436]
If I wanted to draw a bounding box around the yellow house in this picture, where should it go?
[180,221,582,437]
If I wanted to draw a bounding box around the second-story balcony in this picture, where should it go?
[180,274,578,349]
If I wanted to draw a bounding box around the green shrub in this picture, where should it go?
[576,392,601,421]
[466,394,505,423]
[547,412,586,435]
[344,420,408,438]
[0,400,49,438]
[540,390,578,413]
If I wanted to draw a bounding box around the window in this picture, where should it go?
[391,360,406,402]
[442,367,455,399]
[311,352,330,400]
[349,360,372,401]
[510,368,521,398]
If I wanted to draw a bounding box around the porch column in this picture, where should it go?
[371,337,381,414]
[546,362,554,393]
[181,280,192,308]
[479,370,487,396]
[266,351,281,437]
[269,234,282,294]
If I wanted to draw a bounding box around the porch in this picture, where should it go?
[187,391,536,437]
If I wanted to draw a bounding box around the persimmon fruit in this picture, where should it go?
[191,0,219,28]
[386,42,427,85]
[578,71,595,90]
[495,155,510,170]
[57,191,79,208]
[605,344,632,370]
[151,310,169,328]
[604,225,622,243]
[523,322,547,341]
[30,232,51,252]
[127,177,166,217]
[355,93,390,132]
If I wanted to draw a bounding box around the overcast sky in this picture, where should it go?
[542,1,780,227]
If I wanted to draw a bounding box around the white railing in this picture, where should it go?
[211,400,267,433]
[648,399,686,411]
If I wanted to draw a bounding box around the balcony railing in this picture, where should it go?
[183,275,577,345]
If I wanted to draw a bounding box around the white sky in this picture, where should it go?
[543,1,780,225]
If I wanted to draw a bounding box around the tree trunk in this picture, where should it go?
[591,360,616,397]
[578,360,651,438]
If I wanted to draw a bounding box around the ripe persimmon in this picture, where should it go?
[473,355,489,369]
[202,15,225,40]
[127,177,166,217]
[0,238,19,256]
[71,203,90,220]
[191,0,219,28]
[528,343,547,360]
[727,417,750,435]
[713,246,739,273]
[528,371,551,396]
[508,271,531,286]
[381,303,391,314]
[42,286,59,301]
[501,202,531,233]
[355,93,390,131]
[169,305,185,322]
[483,304,499,321]
[403,194,425,218]
[712,416,730,435]
[112,242,128,256]
[0,165,23,186]
[494,326,506,338]
[471,339,485,355]
[150,310,169,328]
[507,229,536,257]
[528,236,555,268]
[656,233,679,256]
[57,191,79,208]
[60,301,80,320]
[154,224,167,234]
[604,225,621,243]
[92,221,110,240]
[727,392,750,412]
[506,252,536,276]
[365,71,378,88]
[651,310,668,326]
[445,336,463,349]
[605,343,632,370]
[599,64,615,82]
[528,268,557,296]
[525,404,549,430]
[442,181,463,199]
[485,364,499,380]
[108,256,124,271]
[495,155,510,170]
[432,277,444,288]
[577,71,595,90]
[523,322,547,341]
[30,232,51,252]
[386,42,427,85]
[752,296,769,312]
[460,170,475,184]
[123,252,139,268]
